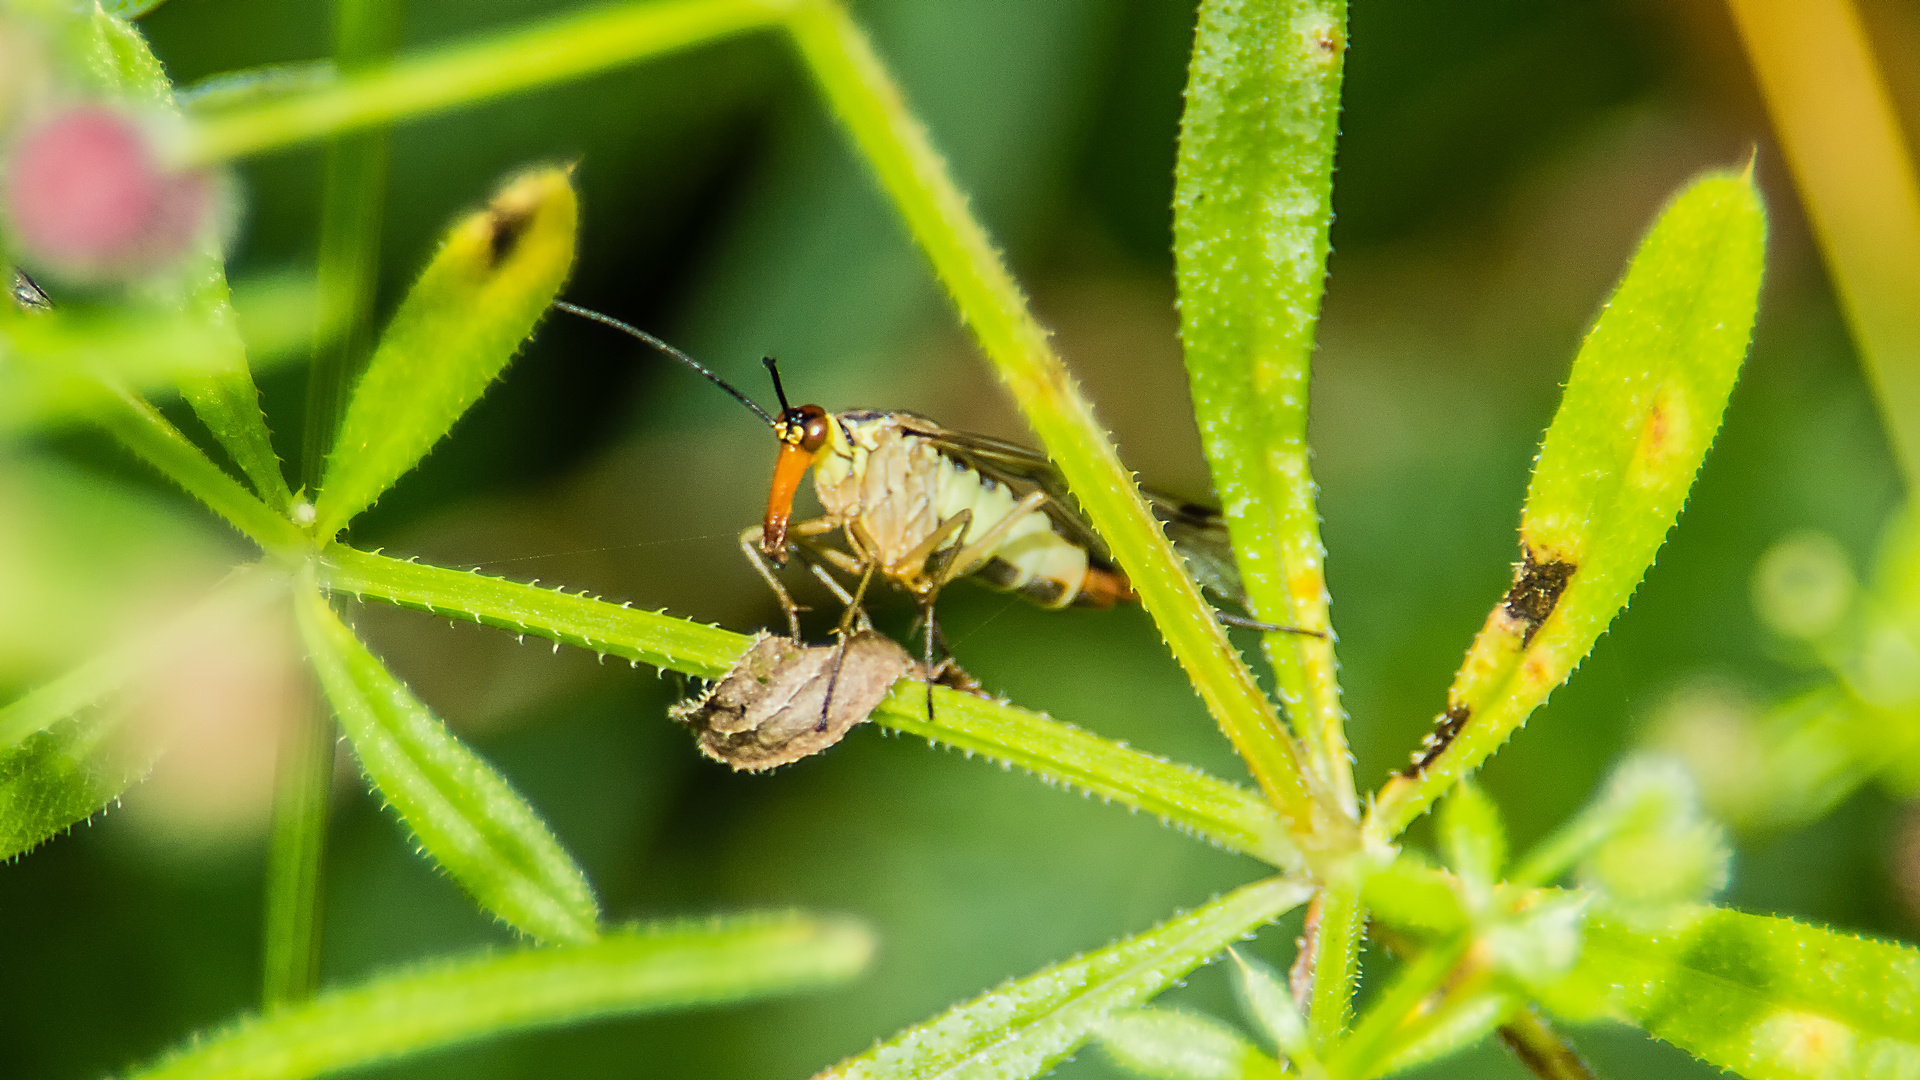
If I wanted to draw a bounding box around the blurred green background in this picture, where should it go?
[2,0,1915,1077]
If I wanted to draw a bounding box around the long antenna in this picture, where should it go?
[762,355,793,414]
[553,301,776,428]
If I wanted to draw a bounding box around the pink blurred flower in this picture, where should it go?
[3,105,213,280]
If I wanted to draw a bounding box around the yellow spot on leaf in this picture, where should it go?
[1752,1009,1854,1076]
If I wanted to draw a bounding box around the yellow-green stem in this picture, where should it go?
[180,0,794,165]
[1727,0,1920,490]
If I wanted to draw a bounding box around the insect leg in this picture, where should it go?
[739,525,806,639]
[883,511,974,589]
[839,560,878,635]
[1214,609,1328,637]
[806,562,857,606]
[739,518,844,639]
[793,531,867,578]
[918,594,940,721]
[818,561,879,731]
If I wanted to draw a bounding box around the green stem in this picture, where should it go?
[1727,0,1920,490]
[1497,1008,1599,1080]
[302,0,399,492]
[179,0,794,165]
[265,0,398,1004]
[781,0,1326,843]
[878,687,1300,870]
[261,681,335,1008]
[317,544,1297,862]
[1306,883,1365,1048]
[1325,933,1470,1079]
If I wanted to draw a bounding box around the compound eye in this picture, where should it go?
[797,405,830,453]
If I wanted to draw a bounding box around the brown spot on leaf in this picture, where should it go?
[1502,549,1576,646]
[485,202,535,267]
[1401,701,1471,777]
[1644,397,1670,456]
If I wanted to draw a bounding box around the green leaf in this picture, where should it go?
[100,0,173,17]
[179,61,339,111]
[319,544,1299,865]
[875,686,1301,871]
[1096,1007,1281,1080]
[293,581,599,944]
[1359,857,1468,938]
[1173,0,1352,812]
[1540,903,1920,1080]
[1483,893,1589,989]
[816,877,1313,1080]
[1326,934,1473,1079]
[1437,779,1506,896]
[1372,169,1768,840]
[1375,986,1521,1077]
[69,6,296,509]
[87,388,303,551]
[0,702,146,861]
[313,167,577,536]
[1512,757,1701,887]
[1507,758,1730,910]
[117,914,873,1080]
[1226,951,1310,1062]
[319,544,743,676]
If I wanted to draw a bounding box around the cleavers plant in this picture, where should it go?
[0,2,1916,1080]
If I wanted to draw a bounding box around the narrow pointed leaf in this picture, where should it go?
[1376,986,1522,1077]
[1096,1007,1281,1080]
[118,914,873,1080]
[294,582,599,943]
[1174,0,1353,810]
[1227,953,1307,1058]
[1372,170,1767,839]
[0,703,146,860]
[72,7,295,508]
[313,167,576,536]
[1437,779,1506,891]
[318,544,1298,865]
[89,388,302,550]
[1539,903,1920,1080]
[816,877,1312,1080]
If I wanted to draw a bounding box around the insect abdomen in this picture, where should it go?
[934,458,1089,608]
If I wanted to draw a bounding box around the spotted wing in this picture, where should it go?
[899,417,1250,607]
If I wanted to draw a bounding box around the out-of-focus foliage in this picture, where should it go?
[1654,507,1920,831]
[1,1,1917,1079]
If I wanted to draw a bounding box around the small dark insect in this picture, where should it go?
[670,631,917,771]
[1502,548,1576,647]
[11,268,52,311]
